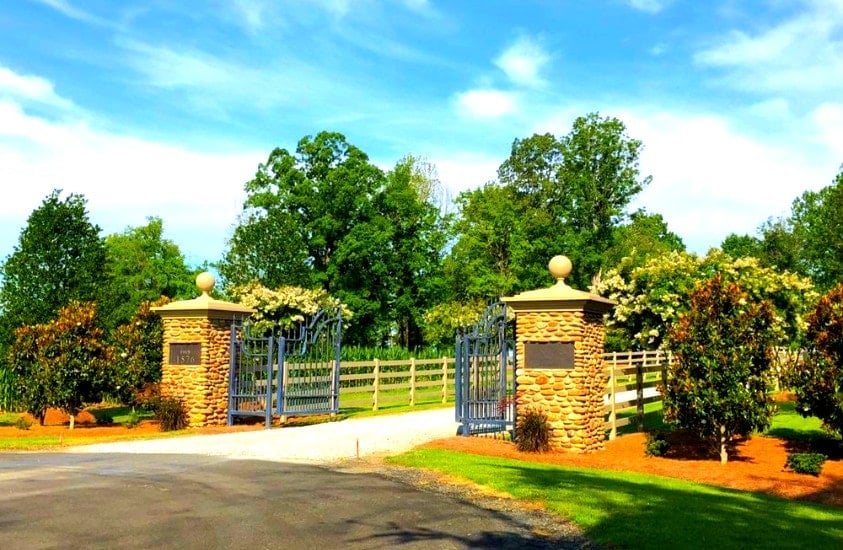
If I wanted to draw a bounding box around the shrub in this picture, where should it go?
[516,409,550,453]
[644,431,670,457]
[150,397,187,432]
[785,452,827,476]
[791,283,843,437]
[14,416,32,430]
[96,413,115,426]
[122,410,141,429]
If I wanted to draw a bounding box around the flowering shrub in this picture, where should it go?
[664,275,777,464]
[597,249,816,350]
[228,281,351,335]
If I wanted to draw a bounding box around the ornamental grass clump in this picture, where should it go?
[149,397,187,432]
[516,409,550,453]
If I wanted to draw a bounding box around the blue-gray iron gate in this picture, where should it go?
[455,301,515,436]
[228,308,342,427]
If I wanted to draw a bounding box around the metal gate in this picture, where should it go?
[228,308,342,427]
[455,301,515,436]
[277,308,342,417]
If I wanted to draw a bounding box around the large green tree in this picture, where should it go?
[790,171,843,290]
[102,217,195,329]
[220,132,447,346]
[603,210,685,272]
[448,112,652,296]
[0,191,108,357]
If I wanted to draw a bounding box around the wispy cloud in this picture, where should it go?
[0,65,76,111]
[494,36,549,88]
[31,0,109,26]
[454,89,518,119]
[695,0,843,95]
[626,0,673,14]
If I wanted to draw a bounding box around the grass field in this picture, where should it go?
[388,449,842,549]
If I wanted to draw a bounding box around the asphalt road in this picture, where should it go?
[0,451,588,549]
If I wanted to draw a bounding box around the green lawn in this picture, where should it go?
[388,449,843,549]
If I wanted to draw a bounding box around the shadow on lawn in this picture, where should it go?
[496,461,843,550]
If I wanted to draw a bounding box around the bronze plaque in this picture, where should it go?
[169,343,201,365]
[524,342,574,369]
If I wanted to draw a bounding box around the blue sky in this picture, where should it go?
[1,0,841,268]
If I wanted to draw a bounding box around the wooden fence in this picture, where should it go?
[604,349,673,440]
[336,350,674,436]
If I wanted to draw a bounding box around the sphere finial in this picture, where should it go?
[195,271,215,296]
[548,255,572,285]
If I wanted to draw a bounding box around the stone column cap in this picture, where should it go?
[152,272,254,318]
[502,255,616,313]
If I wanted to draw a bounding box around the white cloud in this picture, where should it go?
[231,0,268,33]
[432,154,500,195]
[0,65,76,110]
[31,0,107,25]
[812,102,843,159]
[695,1,843,95]
[454,89,517,119]
[0,69,263,264]
[494,36,549,88]
[626,0,673,14]
[617,110,834,252]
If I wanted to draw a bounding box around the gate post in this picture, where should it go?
[152,272,253,427]
[503,256,615,453]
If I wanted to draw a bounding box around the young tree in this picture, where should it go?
[10,302,112,428]
[102,217,195,329]
[790,283,843,436]
[603,210,685,271]
[0,191,107,356]
[665,275,777,464]
[110,298,169,405]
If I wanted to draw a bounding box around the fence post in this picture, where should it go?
[637,351,645,431]
[609,351,617,441]
[372,358,380,411]
[441,357,448,404]
[658,349,667,393]
[409,357,416,407]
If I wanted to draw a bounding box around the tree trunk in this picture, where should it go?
[719,424,728,464]
[69,413,75,430]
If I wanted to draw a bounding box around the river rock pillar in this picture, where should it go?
[152,272,253,427]
[503,256,615,453]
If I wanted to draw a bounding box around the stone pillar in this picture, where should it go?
[152,272,253,427]
[503,256,615,453]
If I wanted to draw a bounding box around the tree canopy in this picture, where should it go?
[0,190,107,356]
[446,112,653,296]
[220,132,448,346]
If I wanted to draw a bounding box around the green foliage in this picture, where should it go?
[790,283,843,437]
[149,396,188,432]
[220,132,448,346]
[447,112,652,298]
[598,249,816,350]
[9,302,113,427]
[603,211,685,272]
[789,171,843,291]
[0,366,22,413]
[664,275,777,463]
[644,431,671,457]
[785,452,827,476]
[122,410,142,429]
[102,217,195,329]
[516,408,550,452]
[14,416,32,430]
[110,298,168,405]
[0,190,107,363]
